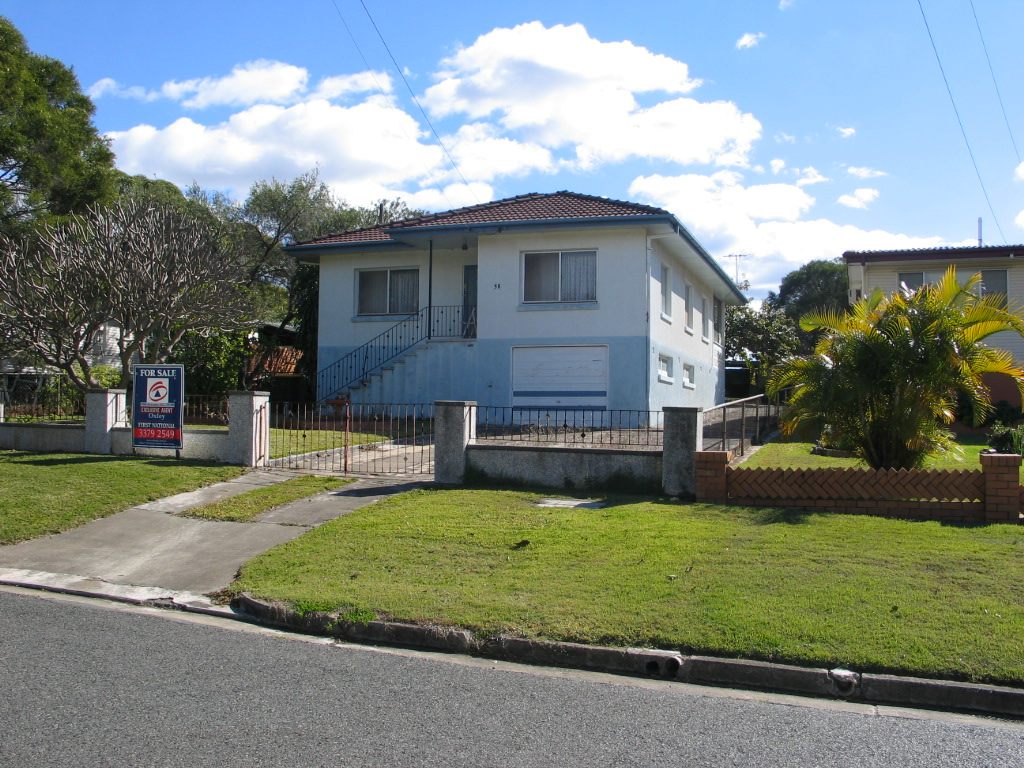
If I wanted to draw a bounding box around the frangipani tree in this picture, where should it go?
[767,267,1024,469]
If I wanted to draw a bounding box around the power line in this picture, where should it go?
[356,0,479,204]
[326,0,464,212]
[968,0,1021,164]
[915,0,1005,242]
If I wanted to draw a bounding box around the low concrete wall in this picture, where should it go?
[111,427,230,462]
[466,443,662,493]
[0,423,85,453]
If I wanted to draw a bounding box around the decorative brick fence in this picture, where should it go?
[695,451,1022,523]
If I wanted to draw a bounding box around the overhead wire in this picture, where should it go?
[968,0,1020,164]
[326,0,465,211]
[915,0,1006,242]
[355,0,479,205]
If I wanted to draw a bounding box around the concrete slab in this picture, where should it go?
[536,498,607,509]
[0,508,304,593]
[135,469,298,514]
[257,480,428,526]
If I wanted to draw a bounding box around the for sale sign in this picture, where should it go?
[132,364,184,449]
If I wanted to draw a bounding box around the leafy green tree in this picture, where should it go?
[768,268,1024,469]
[167,331,250,396]
[0,17,117,235]
[724,303,799,393]
[765,259,848,352]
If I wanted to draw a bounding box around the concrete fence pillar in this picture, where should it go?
[84,388,127,454]
[662,407,702,498]
[0,402,4,423]
[695,450,732,503]
[980,453,1022,523]
[434,400,476,485]
[228,391,270,467]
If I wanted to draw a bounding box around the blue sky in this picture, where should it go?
[7,1,1024,297]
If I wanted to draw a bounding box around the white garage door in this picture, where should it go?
[512,345,608,409]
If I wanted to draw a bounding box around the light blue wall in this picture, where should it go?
[319,336,650,410]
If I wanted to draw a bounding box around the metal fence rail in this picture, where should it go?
[475,407,663,448]
[269,400,434,474]
[0,372,85,423]
[701,394,783,456]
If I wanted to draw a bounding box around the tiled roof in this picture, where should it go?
[294,191,671,248]
[844,244,1024,263]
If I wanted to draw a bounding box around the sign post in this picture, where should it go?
[132,364,185,451]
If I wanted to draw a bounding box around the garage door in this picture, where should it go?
[511,345,608,409]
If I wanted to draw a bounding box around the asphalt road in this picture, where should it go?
[2,587,1021,767]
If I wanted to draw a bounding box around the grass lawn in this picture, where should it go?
[739,434,1017,476]
[233,489,1024,686]
[184,475,353,522]
[0,451,242,544]
[269,428,385,459]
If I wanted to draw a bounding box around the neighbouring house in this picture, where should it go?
[287,191,745,412]
[845,243,1024,407]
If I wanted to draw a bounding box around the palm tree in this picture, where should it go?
[767,267,1024,469]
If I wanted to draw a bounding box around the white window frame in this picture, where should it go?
[660,263,672,321]
[682,363,696,390]
[684,284,694,333]
[701,296,710,342]
[356,267,420,316]
[522,249,598,304]
[657,354,674,384]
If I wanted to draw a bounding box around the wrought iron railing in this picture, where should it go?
[475,406,663,448]
[317,305,476,401]
[701,394,784,456]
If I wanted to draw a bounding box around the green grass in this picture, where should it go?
[0,451,242,544]
[269,428,385,459]
[184,475,353,522]
[234,489,1024,686]
[740,434,1010,474]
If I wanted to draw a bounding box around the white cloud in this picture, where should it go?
[106,96,444,203]
[438,123,554,182]
[770,158,786,175]
[160,60,308,108]
[1016,209,1024,229]
[774,132,796,144]
[630,172,943,295]
[836,125,856,139]
[837,187,880,209]
[735,33,765,50]
[404,182,494,211]
[423,22,760,170]
[1016,161,1024,181]
[794,166,828,187]
[310,71,393,100]
[847,165,887,179]
[87,77,160,102]
[779,0,795,8]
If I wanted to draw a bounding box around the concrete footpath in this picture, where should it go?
[0,471,424,606]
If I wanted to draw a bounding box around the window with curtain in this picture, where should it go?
[523,250,596,302]
[357,268,419,315]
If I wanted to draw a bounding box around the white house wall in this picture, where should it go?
[647,239,725,410]
[857,258,1024,364]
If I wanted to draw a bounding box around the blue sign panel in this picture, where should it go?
[132,364,185,449]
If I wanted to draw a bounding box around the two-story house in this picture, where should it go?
[288,191,745,411]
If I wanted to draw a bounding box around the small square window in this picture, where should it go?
[682,364,696,389]
[658,354,674,383]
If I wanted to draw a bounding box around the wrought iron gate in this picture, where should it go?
[269,401,434,475]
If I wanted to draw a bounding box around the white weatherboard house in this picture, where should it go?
[289,192,746,412]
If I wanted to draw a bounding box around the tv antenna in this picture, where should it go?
[726,253,750,283]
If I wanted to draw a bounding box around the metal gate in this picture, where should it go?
[269,401,434,475]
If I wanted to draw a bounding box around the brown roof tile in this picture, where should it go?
[294,191,670,248]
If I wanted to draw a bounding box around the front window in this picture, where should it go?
[979,270,1007,307]
[523,250,597,303]
[357,268,419,315]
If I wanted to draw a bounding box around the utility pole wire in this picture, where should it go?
[968,0,1020,164]
[915,0,1005,243]
[356,0,479,204]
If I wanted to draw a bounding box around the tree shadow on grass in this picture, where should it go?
[3,451,226,469]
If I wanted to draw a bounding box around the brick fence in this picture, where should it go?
[695,451,1022,524]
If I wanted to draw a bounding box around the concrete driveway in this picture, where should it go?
[0,470,423,596]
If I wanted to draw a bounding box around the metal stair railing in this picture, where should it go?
[316,305,474,400]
